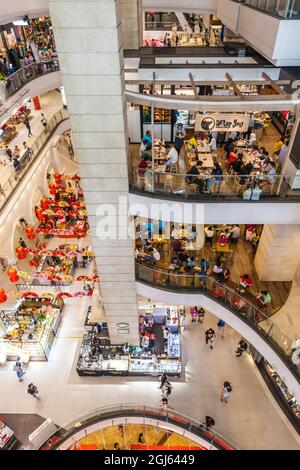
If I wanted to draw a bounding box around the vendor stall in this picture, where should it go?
[0,297,64,361]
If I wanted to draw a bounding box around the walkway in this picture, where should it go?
[0,90,63,187]
[0,303,298,450]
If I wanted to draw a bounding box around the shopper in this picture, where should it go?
[165,144,179,169]
[235,339,248,357]
[205,328,216,350]
[162,382,172,397]
[256,290,272,307]
[197,307,205,324]
[159,373,168,389]
[217,319,225,338]
[205,226,215,245]
[27,383,39,398]
[41,113,48,132]
[239,273,253,290]
[220,381,232,404]
[5,146,13,161]
[160,396,168,409]
[180,313,187,332]
[190,306,198,323]
[19,237,27,248]
[25,119,32,137]
[114,442,121,450]
[204,416,215,429]
[229,225,240,243]
[138,432,144,444]
[16,365,25,382]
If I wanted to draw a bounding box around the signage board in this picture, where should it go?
[195,113,250,132]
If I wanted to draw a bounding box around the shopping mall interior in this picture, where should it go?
[0,0,300,452]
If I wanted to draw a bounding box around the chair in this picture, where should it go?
[164,174,173,191]
[170,163,178,174]
[187,183,198,196]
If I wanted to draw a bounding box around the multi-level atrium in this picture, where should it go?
[0,0,300,453]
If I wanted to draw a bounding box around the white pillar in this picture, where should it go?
[254,225,300,282]
[49,0,139,345]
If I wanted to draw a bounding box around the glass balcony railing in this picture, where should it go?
[39,404,237,450]
[130,167,300,201]
[135,262,299,380]
[237,0,300,19]
[0,108,69,213]
[0,60,60,106]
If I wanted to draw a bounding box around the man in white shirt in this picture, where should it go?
[249,132,257,147]
[165,145,178,168]
[153,248,160,262]
[209,136,217,152]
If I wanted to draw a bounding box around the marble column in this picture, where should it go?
[119,0,142,49]
[254,225,300,282]
[49,0,139,345]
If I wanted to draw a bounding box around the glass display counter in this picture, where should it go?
[0,298,63,361]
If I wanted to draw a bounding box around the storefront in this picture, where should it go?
[0,418,18,450]
[127,77,300,196]
[0,16,57,76]
[76,301,182,377]
[0,297,64,361]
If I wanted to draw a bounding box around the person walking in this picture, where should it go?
[16,365,25,382]
[235,339,248,357]
[205,328,216,350]
[204,416,215,429]
[5,146,13,161]
[41,113,48,132]
[217,319,225,338]
[159,373,168,389]
[190,306,198,323]
[197,307,205,324]
[180,313,187,332]
[160,396,168,409]
[27,383,39,398]
[25,119,32,137]
[162,382,172,398]
[220,381,232,404]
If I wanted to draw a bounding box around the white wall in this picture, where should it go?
[273,20,300,66]
[0,0,48,24]
[216,0,240,32]
[129,194,300,225]
[143,0,217,13]
[136,282,300,403]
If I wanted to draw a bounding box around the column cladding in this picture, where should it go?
[49,0,139,344]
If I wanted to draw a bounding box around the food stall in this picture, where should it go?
[0,297,64,361]
[0,418,18,450]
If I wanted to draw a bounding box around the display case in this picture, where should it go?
[142,106,171,124]
[0,420,18,450]
[129,356,181,377]
[0,302,62,361]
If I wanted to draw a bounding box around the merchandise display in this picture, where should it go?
[0,297,64,360]
[0,419,18,450]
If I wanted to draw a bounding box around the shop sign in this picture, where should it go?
[195,113,250,132]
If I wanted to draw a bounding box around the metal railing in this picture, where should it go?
[0,60,60,106]
[237,0,300,19]
[0,108,69,213]
[135,262,299,379]
[130,167,300,200]
[39,404,236,450]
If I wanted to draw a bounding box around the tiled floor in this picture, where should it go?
[0,300,299,450]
